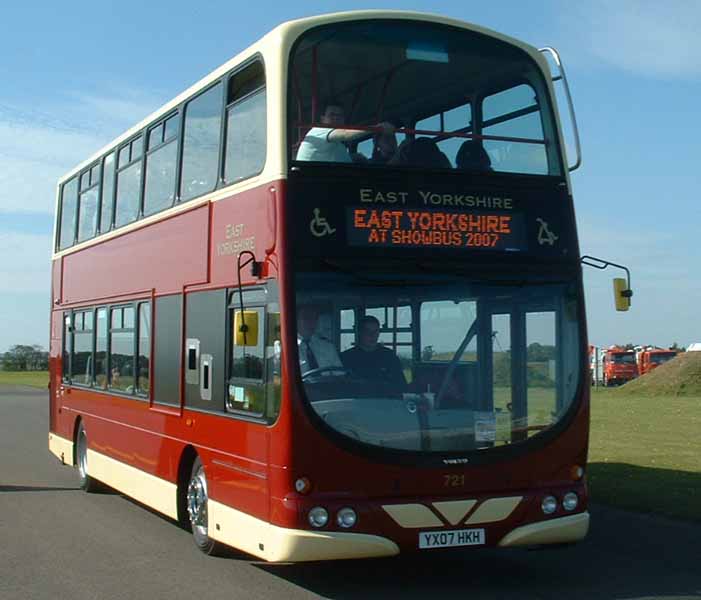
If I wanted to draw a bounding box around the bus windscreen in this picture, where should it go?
[289,20,562,176]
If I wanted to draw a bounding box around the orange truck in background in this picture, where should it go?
[602,346,638,386]
[637,347,678,376]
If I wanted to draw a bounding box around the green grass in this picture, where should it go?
[588,387,701,521]
[0,370,49,389]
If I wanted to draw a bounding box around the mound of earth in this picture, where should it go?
[617,352,701,396]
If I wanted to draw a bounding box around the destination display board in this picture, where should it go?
[347,207,526,251]
[289,170,577,263]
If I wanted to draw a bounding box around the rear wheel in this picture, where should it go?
[187,457,225,556]
[76,423,101,492]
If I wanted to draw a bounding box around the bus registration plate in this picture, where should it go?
[418,528,485,549]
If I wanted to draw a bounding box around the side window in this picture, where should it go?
[526,311,558,433]
[144,113,179,216]
[491,313,511,413]
[420,300,477,362]
[137,302,151,396]
[72,310,94,386]
[415,103,472,168]
[62,312,72,382]
[482,84,548,175]
[99,152,116,234]
[228,305,265,415]
[77,164,100,242]
[266,306,281,421]
[115,136,143,228]
[58,177,78,250]
[95,308,108,389]
[339,309,356,352]
[224,62,266,182]
[109,305,135,393]
[180,82,222,202]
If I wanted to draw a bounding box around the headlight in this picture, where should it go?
[336,507,357,528]
[308,506,329,528]
[563,492,579,511]
[541,495,558,515]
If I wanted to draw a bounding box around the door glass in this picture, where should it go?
[492,314,511,412]
[526,311,557,434]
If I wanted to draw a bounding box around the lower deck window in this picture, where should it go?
[110,306,135,393]
[228,306,265,414]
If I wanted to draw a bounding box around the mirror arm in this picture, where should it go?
[236,251,257,345]
[580,255,633,298]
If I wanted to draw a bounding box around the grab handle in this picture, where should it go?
[540,47,582,172]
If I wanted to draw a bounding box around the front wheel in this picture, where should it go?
[76,423,101,492]
[187,457,226,556]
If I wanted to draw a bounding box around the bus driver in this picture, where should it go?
[341,315,407,389]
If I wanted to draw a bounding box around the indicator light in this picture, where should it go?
[295,477,311,494]
[570,465,584,480]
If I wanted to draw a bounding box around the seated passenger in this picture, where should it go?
[341,316,407,389]
[456,140,493,171]
[370,130,398,164]
[296,101,394,163]
[390,137,451,168]
[297,305,342,374]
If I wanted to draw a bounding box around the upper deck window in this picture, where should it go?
[58,177,78,250]
[180,83,223,202]
[144,113,179,217]
[115,135,144,228]
[77,163,101,242]
[289,20,562,175]
[224,61,267,183]
[99,152,116,234]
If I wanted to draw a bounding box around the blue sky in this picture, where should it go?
[1,0,699,352]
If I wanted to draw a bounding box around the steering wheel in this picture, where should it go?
[301,366,351,381]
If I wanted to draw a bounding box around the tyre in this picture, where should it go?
[76,422,101,493]
[186,457,226,556]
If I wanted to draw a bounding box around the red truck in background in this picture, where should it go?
[603,346,638,386]
[637,347,679,376]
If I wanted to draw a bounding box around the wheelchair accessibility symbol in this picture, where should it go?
[536,218,558,246]
[310,208,336,238]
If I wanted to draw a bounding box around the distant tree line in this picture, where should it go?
[493,343,557,388]
[0,345,49,371]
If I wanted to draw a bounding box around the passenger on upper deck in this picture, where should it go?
[456,139,493,171]
[296,101,395,163]
[341,316,407,390]
[369,130,398,164]
[389,137,450,168]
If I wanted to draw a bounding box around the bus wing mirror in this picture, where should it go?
[580,256,633,312]
[234,311,259,346]
[613,278,632,312]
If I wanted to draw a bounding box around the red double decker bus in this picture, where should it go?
[49,11,590,561]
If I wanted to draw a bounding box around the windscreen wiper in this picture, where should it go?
[435,319,479,409]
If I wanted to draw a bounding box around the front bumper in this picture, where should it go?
[498,511,590,547]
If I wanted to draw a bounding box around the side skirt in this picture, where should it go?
[49,433,74,466]
[208,499,399,562]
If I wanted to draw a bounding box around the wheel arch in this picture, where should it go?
[71,415,84,467]
[177,444,199,529]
